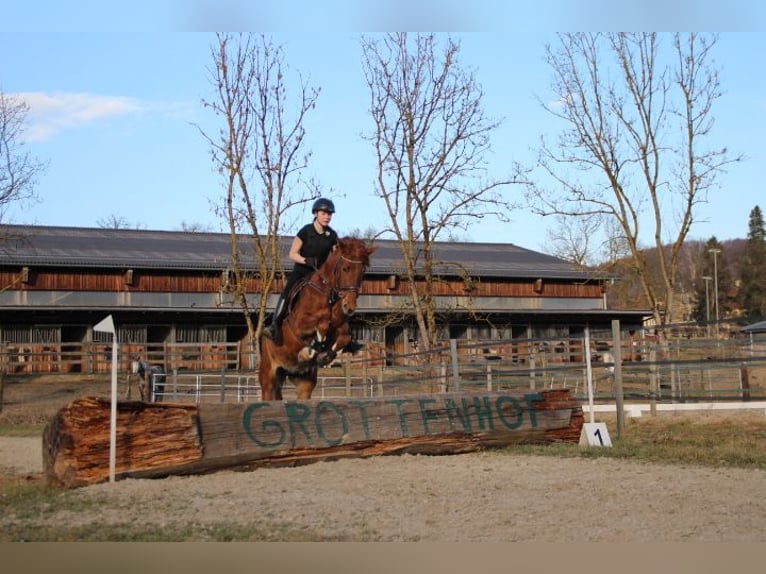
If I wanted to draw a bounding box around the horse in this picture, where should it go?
[258,237,377,400]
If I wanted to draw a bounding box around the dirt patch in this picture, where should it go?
[2,375,766,541]
[0,374,113,425]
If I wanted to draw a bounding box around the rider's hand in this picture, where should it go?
[305,256,318,269]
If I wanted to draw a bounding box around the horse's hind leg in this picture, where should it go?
[258,336,279,400]
[274,368,285,400]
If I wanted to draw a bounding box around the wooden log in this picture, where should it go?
[43,397,201,488]
[43,389,584,488]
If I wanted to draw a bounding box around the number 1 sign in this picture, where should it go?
[579,422,613,447]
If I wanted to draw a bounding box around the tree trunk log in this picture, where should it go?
[43,389,583,488]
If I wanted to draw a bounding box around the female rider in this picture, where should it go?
[265,197,338,345]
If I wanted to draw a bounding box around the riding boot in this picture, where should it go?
[265,295,286,346]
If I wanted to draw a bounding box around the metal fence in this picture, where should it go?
[4,324,766,405]
[136,371,377,403]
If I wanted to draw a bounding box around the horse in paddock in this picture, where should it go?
[258,237,377,400]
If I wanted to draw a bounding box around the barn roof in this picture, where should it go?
[741,320,766,334]
[0,224,596,281]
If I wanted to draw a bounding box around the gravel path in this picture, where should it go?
[2,435,766,542]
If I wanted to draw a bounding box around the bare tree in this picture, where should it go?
[177,221,214,233]
[545,213,602,268]
[0,90,47,410]
[96,214,146,229]
[0,91,46,227]
[526,33,742,328]
[361,33,521,350]
[199,33,319,346]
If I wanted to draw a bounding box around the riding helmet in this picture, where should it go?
[312,197,336,214]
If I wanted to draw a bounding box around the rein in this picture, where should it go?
[306,254,365,305]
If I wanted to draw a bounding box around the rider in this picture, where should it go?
[265,197,339,346]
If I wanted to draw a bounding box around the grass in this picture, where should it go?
[0,423,46,437]
[509,412,766,469]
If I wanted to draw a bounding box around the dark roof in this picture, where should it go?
[0,224,595,281]
[741,320,766,333]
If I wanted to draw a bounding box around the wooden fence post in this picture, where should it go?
[611,319,624,439]
[450,339,460,392]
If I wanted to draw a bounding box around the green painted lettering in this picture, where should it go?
[243,403,284,448]
[495,395,523,430]
[472,396,494,431]
[444,398,472,431]
[418,398,439,434]
[285,403,313,447]
[386,398,412,437]
[523,392,544,427]
[315,401,348,446]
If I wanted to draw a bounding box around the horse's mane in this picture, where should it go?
[332,236,374,266]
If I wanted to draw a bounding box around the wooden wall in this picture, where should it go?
[1,269,604,299]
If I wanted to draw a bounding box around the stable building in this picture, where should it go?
[0,224,648,373]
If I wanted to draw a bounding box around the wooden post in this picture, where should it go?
[584,326,595,425]
[345,356,352,397]
[486,363,493,392]
[611,319,624,439]
[377,361,384,397]
[740,364,751,402]
[439,362,447,393]
[450,339,460,392]
[649,345,657,416]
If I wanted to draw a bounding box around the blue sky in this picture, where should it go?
[1,12,765,253]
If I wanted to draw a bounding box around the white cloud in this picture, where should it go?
[15,91,143,141]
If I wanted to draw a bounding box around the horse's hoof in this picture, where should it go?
[316,350,337,366]
[343,340,365,354]
[298,347,314,362]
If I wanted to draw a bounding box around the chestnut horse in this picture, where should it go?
[258,237,377,400]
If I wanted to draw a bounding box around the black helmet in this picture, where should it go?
[312,197,335,214]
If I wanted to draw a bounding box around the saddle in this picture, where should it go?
[284,276,311,318]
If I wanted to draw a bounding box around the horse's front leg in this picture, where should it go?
[314,323,353,366]
[297,328,328,363]
[293,365,318,399]
[334,322,352,352]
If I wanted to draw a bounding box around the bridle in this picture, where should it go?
[306,253,366,313]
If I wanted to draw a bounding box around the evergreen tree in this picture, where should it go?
[740,206,766,318]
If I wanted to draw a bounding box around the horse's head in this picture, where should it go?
[320,237,377,316]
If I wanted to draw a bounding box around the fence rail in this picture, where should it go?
[3,329,766,405]
[133,372,377,403]
[0,341,241,375]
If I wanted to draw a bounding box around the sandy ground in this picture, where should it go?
[2,376,766,541]
[2,433,766,541]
